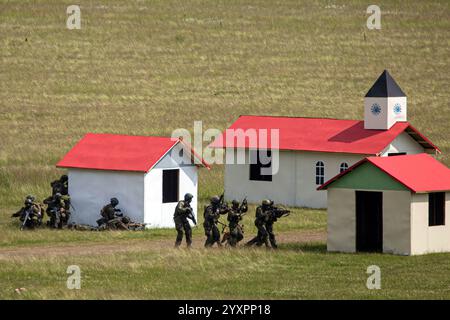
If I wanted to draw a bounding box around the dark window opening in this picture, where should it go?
[339,162,349,173]
[429,192,445,226]
[388,152,407,156]
[249,150,272,182]
[316,161,325,185]
[356,191,383,252]
[162,169,179,203]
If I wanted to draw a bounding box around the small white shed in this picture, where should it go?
[319,154,450,255]
[57,133,209,228]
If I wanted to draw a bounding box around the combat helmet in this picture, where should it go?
[110,197,119,206]
[210,196,220,205]
[262,199,272,206]
[184,193,194,202]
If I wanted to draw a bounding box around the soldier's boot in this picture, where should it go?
[245,237,259,247]
[269,235,278,249]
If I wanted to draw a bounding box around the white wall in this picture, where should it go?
[68,169,145,226]
[383,190,411,255]
[410,192,450,255]
[364,97,389,130]
[224,150,363,208]
[144,146,199,228]
[327,188,356,253]
[364,97,407,130]
[294,151,363,208]
[380,132,424,156]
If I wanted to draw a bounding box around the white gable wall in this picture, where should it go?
[380,132,424,156]
[144,145,199,228]
[68,168,145,226]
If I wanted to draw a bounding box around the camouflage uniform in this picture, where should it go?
[51,175,69,196]
[173,193,196,247]
[43,193,70,229]
[203,196,228,248]
[98,198,128,230]
[245,200,271,248]
[265,210,278,249]
[11,197,43,229]
[226,199,248,247]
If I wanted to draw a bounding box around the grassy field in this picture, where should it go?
[0,0,449,299]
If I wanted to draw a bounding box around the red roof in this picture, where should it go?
[209,115,439,155]
[319,154,450,193]
[57,133,210,172]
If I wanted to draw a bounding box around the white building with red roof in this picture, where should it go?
[318,154,450,255]
[57,133,209,228]
[210,71,440,208]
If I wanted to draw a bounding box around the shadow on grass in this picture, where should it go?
[280,242,327,253]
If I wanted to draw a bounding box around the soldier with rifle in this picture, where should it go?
[97,198,128,230]
[173,193,197,248]
[265,201,290,249]
[43,192,71,229]
[50,174,69,196]
[11,196,43,230]
[223,198,248,247]
[245,199,272,248]
[203,194,229,247]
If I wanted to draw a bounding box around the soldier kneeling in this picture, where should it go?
[98,198,128,230]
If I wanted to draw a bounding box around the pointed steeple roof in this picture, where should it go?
[365,70,406,97]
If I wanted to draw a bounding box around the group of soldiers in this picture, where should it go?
[11,175,144,231]
[11,175,70,230]
[173,193,290,249]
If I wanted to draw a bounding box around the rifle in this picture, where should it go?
[238,197,248,215]
[20,208,32,230]
[269,207,291,220]
[186,208,197,225]
[218,192,230,214]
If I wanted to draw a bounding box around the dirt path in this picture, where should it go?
[0,230,325,260]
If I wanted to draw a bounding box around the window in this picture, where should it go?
[315,161,325,185]
[249,150,272,182]
[162,169,179,203]
[340,162,349,173]
[429,192,445,226]
[388,152,407,157]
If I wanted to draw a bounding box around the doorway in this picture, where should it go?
[355,191,383,252]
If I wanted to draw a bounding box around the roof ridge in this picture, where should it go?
[238,114,362,122]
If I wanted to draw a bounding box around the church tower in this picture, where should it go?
[364,70,407,130]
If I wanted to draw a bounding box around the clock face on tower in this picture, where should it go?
[393,103,402,115]
[371,103,382,116]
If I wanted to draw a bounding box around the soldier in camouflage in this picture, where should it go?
[51,174,68,196]
[173,193,196,248]
[11,196,43,229]
[43,192,71,228]
[245,199,271,248]
[225,199,248,247]
[98,198,128,230]
[203,195,229,248]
